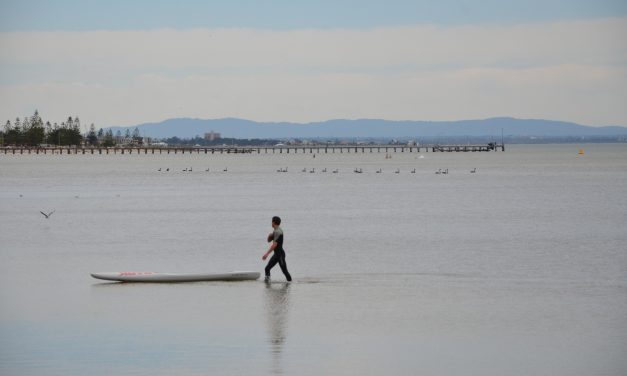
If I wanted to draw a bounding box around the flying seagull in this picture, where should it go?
[40,210,55,219]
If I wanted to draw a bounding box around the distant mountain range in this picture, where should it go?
[107,117,627,140]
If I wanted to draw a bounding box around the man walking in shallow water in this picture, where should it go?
[262,216,292,282]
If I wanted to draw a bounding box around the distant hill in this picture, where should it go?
[107,117,627,140]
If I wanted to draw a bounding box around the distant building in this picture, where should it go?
[204,131,221,141]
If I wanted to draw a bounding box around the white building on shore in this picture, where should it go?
[204,131,221,141]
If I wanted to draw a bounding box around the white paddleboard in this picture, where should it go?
[91,271,260,283]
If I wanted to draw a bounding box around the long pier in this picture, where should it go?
[0,143,504,155]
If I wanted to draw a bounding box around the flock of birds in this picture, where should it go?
[154,166,479,174]
[279,167,477,174]
[157,167,228,172]
[34,166,478,219]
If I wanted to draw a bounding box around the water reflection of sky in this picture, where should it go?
[1,280,272,375]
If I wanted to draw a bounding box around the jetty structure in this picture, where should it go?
[1,142,504,155]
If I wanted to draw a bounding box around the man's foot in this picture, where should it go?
[264,276,271,283]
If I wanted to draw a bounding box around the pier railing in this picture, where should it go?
[0,143,505,155]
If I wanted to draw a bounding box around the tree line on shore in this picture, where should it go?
[0,110,136,147]
[3,110,83,146]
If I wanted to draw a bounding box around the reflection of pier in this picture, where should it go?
[0,143,504,155]
[264,283,291,375]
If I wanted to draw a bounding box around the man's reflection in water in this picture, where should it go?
[264,282,291,375]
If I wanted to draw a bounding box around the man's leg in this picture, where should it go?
[264,253,279,280]
[277,251,292,282]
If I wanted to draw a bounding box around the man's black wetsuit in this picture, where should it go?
[264,226,292,281]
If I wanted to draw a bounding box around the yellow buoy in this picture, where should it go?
[578,149,585,155]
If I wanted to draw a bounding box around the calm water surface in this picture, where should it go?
[1,144,626,375]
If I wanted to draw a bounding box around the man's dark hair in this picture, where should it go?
[272,216,281,225]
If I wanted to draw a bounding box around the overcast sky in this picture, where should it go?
[1,0,626,127]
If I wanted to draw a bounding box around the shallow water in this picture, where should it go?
[1,144,626,375]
